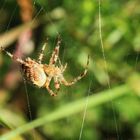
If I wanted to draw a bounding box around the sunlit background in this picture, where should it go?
[0,0,140,139]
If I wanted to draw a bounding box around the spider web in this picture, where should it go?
[1,0,138,139]
[78,1,119,139]
[98,0,119,139]
[2,1,117,139]
[0,1,43,139]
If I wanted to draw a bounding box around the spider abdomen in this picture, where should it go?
[22,58,47,87]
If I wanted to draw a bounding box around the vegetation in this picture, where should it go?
[0,0,140,139]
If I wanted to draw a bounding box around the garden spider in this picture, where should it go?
[0,37,89,96]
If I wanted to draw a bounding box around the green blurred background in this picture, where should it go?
[0,0,140,140]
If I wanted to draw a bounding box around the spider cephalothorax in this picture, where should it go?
[1,37,89,96]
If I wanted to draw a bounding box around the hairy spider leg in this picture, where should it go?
[38,38,48,64]
[61,63,67,73]
[45,76,56,96]
[60,55,89,86]
[58,57,67,72]
[0,47,26,65]
[54,77,60,91]
[49,36,61,65]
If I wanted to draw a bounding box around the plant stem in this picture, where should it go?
[1,84,130,140]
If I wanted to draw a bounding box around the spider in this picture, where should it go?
[0,37,89,96]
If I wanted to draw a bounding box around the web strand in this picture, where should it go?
[98,0,119,139]
[21,73,35,139]
[22,78,33,121]
[78,80,92,140]
[6,5,17,31]
[20,5,45,139]
[31,6,43,24]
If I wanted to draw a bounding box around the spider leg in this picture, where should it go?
[60,70,87,86]
[45,77,57,96]
[58,57,67,72]
[62,63,67,73]
[0,47,26,65]
[60,55,89,86]
[49,35,61,65]
[46,86,57,96]
[54,77,60,91]
[38,38,48,64]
